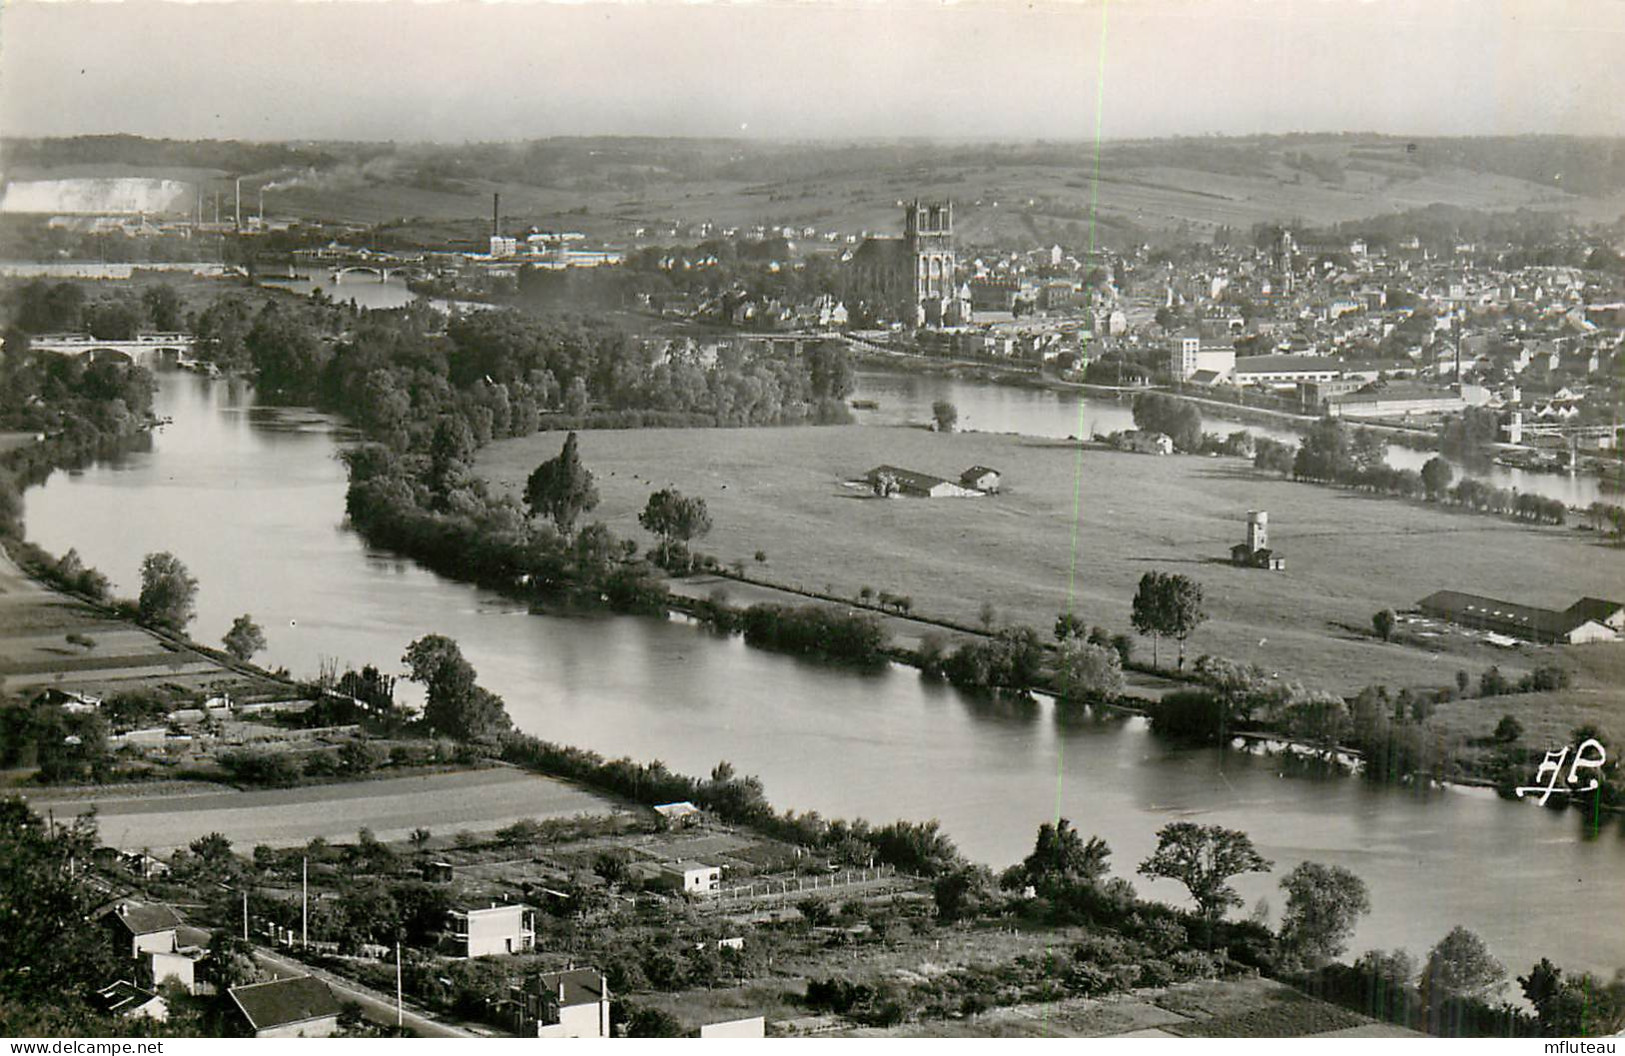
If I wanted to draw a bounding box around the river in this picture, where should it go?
[851,370,1606,507]
[22,370,1625,979]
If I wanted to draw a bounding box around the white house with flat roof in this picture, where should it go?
[447,903,536,958]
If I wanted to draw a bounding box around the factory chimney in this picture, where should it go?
[492,193,500,239]
[234,177,242,231]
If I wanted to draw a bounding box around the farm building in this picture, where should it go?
[960,466,1002,492]
[1416,591,1623,644]
[865,465,981,498]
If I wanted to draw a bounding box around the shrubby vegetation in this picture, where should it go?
[735,603,889,664]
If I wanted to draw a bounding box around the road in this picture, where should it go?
[254,948,478,1038]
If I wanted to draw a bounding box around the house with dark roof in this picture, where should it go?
[960,466,1002,493]
[1417,591,1622,644]
[228,976,344,1038]
[101,900,183,958]
[507,967,611,1038]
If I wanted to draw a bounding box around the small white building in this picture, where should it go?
[447,903,537,958]
[656,860,722,897]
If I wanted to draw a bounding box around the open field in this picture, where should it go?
[20,766,618,853]
[0,544,269,698]
[478,424,1625,712]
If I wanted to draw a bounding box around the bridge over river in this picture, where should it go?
[27,332,194,365]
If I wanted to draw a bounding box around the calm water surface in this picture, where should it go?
[23,372,1625,977]
[852,370,1605,507]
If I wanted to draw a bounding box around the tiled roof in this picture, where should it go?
[229,976,343,1032]
[537,968,607,1009]
[100,900,183,937]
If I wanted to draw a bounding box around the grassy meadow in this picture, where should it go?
[478,424,1625,719]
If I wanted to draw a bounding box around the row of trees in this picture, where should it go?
[1255,420,1570,526]
[5,279,185,338]
[200,294,858,441]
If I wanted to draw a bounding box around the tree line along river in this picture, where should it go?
[20,368,1625,981]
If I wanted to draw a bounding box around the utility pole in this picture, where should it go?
[301,857,308,948]
[242,890,249,941]
[395,942,404,1029]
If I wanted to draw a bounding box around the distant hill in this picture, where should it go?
[3,134,1620,247]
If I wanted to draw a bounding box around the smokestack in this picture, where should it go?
[235,178,242,231]
[259,186,264,222]
[492,193,500,240]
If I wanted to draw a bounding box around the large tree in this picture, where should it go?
[402,634,511,741]
[1422,925,1507,1003]
[1015,818,1112,895]
[0,799,120,1011]
[222,613,267,662]
[1054,638,1125,703]
[1130,571,1208,669]
[137,551,198,632]
[524,431,599,537]
[638,488,713,548]
[1277,861,1372,968]
[1420,456,1454,501]
[141,284,184,332]
[1137,822,1272,939]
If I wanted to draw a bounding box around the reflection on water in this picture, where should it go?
[851,370,1604,506]
[20,370,1625,977]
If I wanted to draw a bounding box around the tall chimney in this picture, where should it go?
[493,193,500,240]
[235,178,242,231]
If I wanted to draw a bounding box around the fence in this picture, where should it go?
[703,864,905,908]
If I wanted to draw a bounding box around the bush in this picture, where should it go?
[739,604,889,664]
[218,748,304,787]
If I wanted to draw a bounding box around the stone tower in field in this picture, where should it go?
[904,200,963,326]
[1246,510,1268,551]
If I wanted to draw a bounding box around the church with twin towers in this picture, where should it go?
[851,199,970,327]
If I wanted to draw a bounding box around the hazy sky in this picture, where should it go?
[1,0,1621,143]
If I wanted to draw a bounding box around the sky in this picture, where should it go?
[0,0,1621,143]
